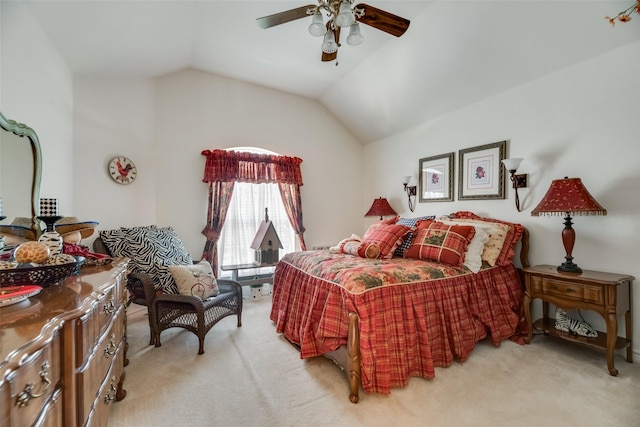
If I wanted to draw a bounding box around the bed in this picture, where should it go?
[269,212,529,403]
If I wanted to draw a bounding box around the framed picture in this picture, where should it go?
[458,140,506,200]
[419,152,454,202]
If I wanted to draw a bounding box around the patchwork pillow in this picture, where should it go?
[361,223,412,259]
[169,260,219,299]
[450,212,525,266]
[393,215,436,257]
[404,220,475,266]
[439,220,490,273]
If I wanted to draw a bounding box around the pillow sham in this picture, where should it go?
[170,260,219,299]
[362,216,400,240]
[361,223,411,259]
[450,212,525,266]
[437,221,489,272]
[404,220,475,266]
[437,217,507,267]
[393,215,436,257]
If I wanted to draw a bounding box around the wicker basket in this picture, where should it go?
[0,256,85,288]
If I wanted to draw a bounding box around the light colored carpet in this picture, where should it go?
[108,290,640,427]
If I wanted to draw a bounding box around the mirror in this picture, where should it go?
[0,111,42,239]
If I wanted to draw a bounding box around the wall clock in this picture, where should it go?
[108,156,137,184]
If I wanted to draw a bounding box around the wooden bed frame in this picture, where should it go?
[323,228,530,403]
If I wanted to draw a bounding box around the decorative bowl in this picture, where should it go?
[0,256,85,288]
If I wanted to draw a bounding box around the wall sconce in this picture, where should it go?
[501,158,528,211]
[401,176,417,212]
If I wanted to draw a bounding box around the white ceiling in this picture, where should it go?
[19,0,640,144]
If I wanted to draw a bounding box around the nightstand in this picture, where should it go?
[523,264,635,376]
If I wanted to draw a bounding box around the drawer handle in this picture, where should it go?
[15,362,52,407]
[103,299,116,315]
[104,334,117,358]
[550,285,576,293]
[103,377,117,405]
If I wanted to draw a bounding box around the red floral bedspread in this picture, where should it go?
[270,251,523,394]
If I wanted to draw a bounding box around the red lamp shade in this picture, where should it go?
[531,177,607,217]
[364,197,397,220]
[531,177,606,273]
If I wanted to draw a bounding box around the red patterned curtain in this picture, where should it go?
[278,182,306,251]
[201,181,235,275]
[201,149,306,273]
[202,149,303,184]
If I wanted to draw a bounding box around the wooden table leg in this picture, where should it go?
[523,291,533,344]
[625,309,633,363]
[605,311,618,376]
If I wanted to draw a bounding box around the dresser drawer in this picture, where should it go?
[2,333,62,427]
[84,340,126,427]
[531,276,604,304]
[33,387,62,427]
[76,285,119,366]
[77,306,125,424]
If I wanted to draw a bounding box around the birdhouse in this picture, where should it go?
[250,208,283,267]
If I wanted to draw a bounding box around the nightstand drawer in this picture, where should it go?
[531,276,603,304]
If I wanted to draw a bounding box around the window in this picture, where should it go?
[218,148,300,277]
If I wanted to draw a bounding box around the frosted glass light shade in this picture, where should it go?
[335,1,355,27]
[401,176,411,185]
[308,10,326,37]
[321,30,338,53]
[501,158,523,172]
[346,22,364,46]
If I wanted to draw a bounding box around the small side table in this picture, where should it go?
[220,262,274,287]
[523,264,635,376]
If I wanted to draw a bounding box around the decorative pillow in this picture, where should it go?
[437,218,502,268]
[437,221,490,272]
[169,260,219,299]
[450,212,524,266]
[404,220,475,266]
[330,234,361,253]
[357,242,381,259]
[340,239,363,255]
[393,215,436,257]
[362,216,400,240]
[100,225,193,293]
[361,223,412,259]
[336,236,380,259]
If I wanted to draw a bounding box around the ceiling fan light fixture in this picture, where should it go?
[308,10,326,37]
[321,30,338,54]
[335,1,355,28]
[346,22,364,46]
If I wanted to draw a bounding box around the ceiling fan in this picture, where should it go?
[256,1,410,63]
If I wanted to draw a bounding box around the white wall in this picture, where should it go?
[72,68,363,257]
[0,1,74,213]
[72,77,157,229]
[364,40,640,359]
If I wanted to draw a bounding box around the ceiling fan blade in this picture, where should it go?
[256,5,316,29]
[355,3,410,37]
[321,26,340,62]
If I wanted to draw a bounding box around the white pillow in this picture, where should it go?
[169,260,219,299]
[437,220,490,273]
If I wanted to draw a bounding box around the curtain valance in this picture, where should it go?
[201,149,303,185]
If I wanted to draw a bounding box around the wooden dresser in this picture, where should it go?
[0,258,129,427]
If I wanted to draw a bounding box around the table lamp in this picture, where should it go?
[364,197,397,220]
[531,177,607,273]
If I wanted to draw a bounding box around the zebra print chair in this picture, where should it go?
[93,227,242,355]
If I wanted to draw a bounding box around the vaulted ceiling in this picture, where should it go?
[19,1,640,144]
